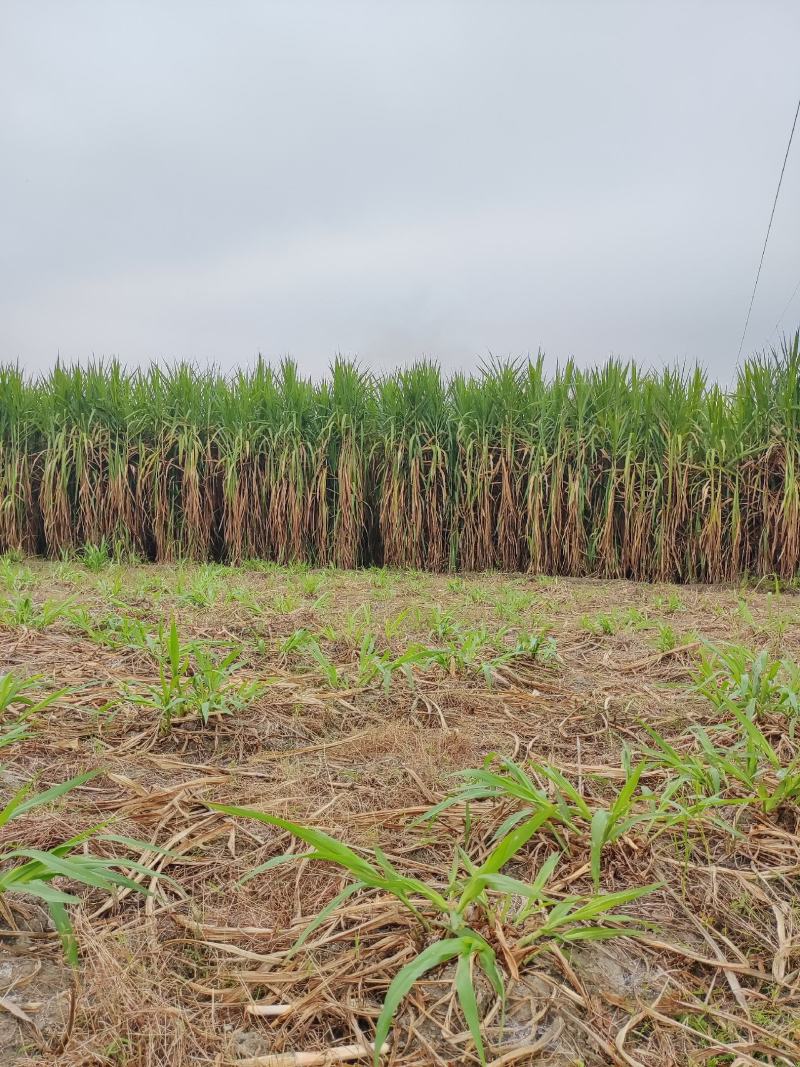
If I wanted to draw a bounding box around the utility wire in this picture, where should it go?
[737,93,800,360]
[775,275,800,333]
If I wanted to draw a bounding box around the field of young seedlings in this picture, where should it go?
[2,335,800,581]
[0,551,799,1065]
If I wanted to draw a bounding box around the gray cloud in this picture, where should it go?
[2,0,799,379]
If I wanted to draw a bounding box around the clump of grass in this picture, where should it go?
[68,608,158,654]
[272,591,301,614]
[695,641,800,718]
[279,628,348,688]
[651,592,685,614]
[493,585,538,621]
[125,619,264,729]
[294,571,326,597]
[641,705,800,814]
[175,564,222,607]
[356,637,443,691]
[0,556,35,591]
[420,755,675,889]
[581,607,650,636]
[79,539,112,572]
[213,797,656,1065]
[280,623,556,692]
[0,592,75,629]
[0,670,67,746]
[0,773,162,963]
[368,567,391,590]
[428,604,460,639]
[0,670,67,722]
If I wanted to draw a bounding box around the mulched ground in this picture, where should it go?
[1,561,799,1066]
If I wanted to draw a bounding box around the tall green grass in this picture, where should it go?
[1,333,799,580]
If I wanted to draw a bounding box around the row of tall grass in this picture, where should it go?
[1,334,799,580]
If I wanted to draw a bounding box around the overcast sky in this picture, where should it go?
[2,1,799,380]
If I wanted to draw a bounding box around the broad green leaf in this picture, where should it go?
[47,900,78,966]
[373,938,467,1065]
[477,808,555,877]
[455,952,485,1064]
[208,804,381,882]
[0,771,96,826]
[556,884,658,925]
[609,762,645,821]
[590,809,610,888]
[5,878,78,906]
[532,763,592,819]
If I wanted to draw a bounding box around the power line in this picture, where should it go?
[775,275,800,333]
[736,93,800,360]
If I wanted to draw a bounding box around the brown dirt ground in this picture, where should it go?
[0,561,799,1066]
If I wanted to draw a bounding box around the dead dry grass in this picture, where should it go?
[1,562,799,1066]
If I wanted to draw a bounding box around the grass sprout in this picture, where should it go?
[212,800,657,1065]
